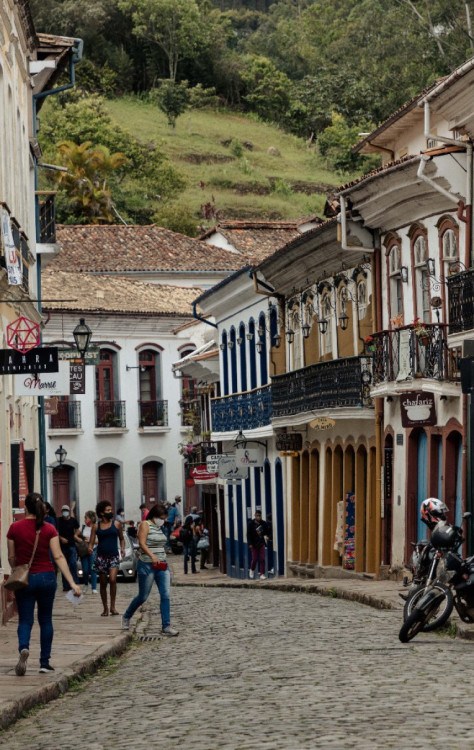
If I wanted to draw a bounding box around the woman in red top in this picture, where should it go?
[6,492,82,676]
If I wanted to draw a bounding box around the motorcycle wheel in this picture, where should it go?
[399,608,425,642]
[403,583,453,632]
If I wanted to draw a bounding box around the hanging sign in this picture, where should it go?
[70,363,85,394]
[7,316,40,353]
[309,417,336,430]
[0,347,58,374]
[276,433,303,452]
[206,454,225,473]
[0,206,22,285]
[400,391,437,427]
[396,329,411,381]
[59,347,100,365]
[235,446,265,467]
[218,456,248,480]
[14,361,70,396]
[44,397,59,415]
[189,464,218,484]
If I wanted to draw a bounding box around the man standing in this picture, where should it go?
[247,510,269,581]
[56,504,81,591]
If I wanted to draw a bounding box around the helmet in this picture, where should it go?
[420,498,448,530]
[430,523,461,550]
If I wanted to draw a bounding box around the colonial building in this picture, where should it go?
[338,58,474,567]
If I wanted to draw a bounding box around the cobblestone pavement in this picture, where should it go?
[1,586,474,750]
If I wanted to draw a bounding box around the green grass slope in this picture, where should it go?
[106,97,350,224]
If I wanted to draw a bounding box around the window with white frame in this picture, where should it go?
[357,280,368,320]
[442,226,459,280]
[388,243,403,321]
[413,233,431,323]
[321,292,333,355]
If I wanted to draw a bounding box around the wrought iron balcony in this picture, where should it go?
[95,400,126,428]
[36,192,56,244]
[272,356,373,418]
[370,325,457,384]
[50,400,81,430]
[139,400,168,427]
[211,384,272,432]
[447,269,474,333]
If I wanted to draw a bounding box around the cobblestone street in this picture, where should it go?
[1,585,474,750]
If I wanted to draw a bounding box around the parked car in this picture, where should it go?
[77,533,138,582]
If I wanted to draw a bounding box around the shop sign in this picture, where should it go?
[59,347,100,365]
[70,363,85,394]
[206,454,225,473]
[400,391,437,427]
[276,433,303,452]
[44,397,59,415]
[218,456,248,480]
[235,446,265,467]
[14,361,70,396]
[189,464,218,484]
[0,347,59,374]
[309,417,336,430]
[7,316,41,353]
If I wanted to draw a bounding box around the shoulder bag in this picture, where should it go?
[4,530,41,591]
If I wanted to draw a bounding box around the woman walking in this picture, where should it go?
[122,502,178,636]
[88,501,125,616]
[6,492,82,675]
[80,510,98,594]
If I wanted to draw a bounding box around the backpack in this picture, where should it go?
[179,526,193,544]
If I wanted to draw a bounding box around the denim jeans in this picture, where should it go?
[61,545,78,591]
[81,549,97,590]
[123,559,171,629]
[183,541,197,574]
[15,571,57,667]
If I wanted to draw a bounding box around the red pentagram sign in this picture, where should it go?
[7,316,41,353]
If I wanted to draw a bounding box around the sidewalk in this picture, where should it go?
[1,562,474,730]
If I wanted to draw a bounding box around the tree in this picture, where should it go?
[118,0,206,81]
[152,80,191,127]
[240,54,291,122]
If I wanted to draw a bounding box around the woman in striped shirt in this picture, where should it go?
[121,502,178,636]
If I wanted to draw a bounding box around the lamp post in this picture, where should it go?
[55,444,67,465]
[73,318,92,360]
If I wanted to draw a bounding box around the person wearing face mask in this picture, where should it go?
[121,502,178,636]
[79,511,98,594]
[88,501,125,616]
[56,504,81,592]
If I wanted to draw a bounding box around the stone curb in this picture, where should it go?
[0,632,133,731]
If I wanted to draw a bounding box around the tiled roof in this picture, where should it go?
[49,225,243,273]
[337,154,420,195]
[41,270,201,316]
[200,220,314,263]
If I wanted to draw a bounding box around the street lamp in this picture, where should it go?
[55,445,67,465]
[73,318,92,359]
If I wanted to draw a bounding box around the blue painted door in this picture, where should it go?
[417,431,428,541]
[275,460,285,576]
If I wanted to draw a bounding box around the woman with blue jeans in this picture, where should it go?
[122,503,178,636]
[6,493,82,675]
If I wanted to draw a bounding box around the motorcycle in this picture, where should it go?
[401,539,453,632]
[399,514,471,643]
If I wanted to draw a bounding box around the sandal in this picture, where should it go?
[101,610,109,617]
[110,610,120,616]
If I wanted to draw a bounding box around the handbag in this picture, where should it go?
[75,539,90,558]
[197,536,210,550]
[4,530,41,591]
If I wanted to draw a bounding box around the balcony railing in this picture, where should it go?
[95,400,126,428]
[447,269,474,333]
[36,191,56,244]
[272,356,373,418]
[139,400,168,427]
[371,325,457,384]
[211,384,272,432]
[50,401,81,429]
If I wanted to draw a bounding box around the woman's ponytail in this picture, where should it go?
[25,492,46,530]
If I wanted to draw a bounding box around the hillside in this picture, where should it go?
[105,97,347,225]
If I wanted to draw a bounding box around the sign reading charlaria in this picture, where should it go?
[14,361,70,396]
[400,391,437,427]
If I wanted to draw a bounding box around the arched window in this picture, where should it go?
[239,322,247,391]
[258,313,268,385]
[438,218,459,281]
[95,348,123,427]
[229,327,237,393]
[179,347,198,430]
[412,229,430,323]
[321,293,333,355]
[221,330,229,396]
[357,280,368,320]
[248,319,257,389]
[386,239,403,322]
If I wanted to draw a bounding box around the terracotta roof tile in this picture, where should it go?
[48,225,243,273]
[41,270,201,316]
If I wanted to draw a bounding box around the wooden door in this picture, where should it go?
[98,464,115,509]
[142,461,159,508]
[52,466,71,515]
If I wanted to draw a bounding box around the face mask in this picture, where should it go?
[85,519,92,527]
[104,512,114,520]
[152,518,165,527]
[62,511,70,518]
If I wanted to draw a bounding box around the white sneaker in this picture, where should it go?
[162,626,179,637]
[121,616,130,631]
[83,585,89,594]
[91,589,98,594]
[15,648,29,676]
[259,574,267,580]
[269,568,274,575]
[249,569,255,579]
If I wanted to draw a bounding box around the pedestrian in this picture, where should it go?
[88,501,125,616]
[43,501,56,527]
[266,513,275,576]
[247,510,269,580]
[79,511,98,594]
[174,495,183,524]
[180,516,197,574]
[56,503,81,591]
[122,502,178,636]
[139,503,148,521]
[6,492,82,675]
[184,505,201,525]
[196,519,210,570]
[115,507,126,524]
[127,520,138,540]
